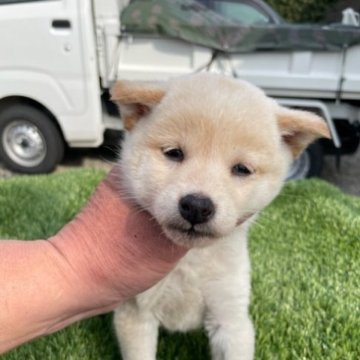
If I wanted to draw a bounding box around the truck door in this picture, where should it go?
[0,0,89,114]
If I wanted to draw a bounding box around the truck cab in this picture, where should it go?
[0,0,118,173]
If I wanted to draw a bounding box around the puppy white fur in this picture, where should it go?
[111,74,329,360]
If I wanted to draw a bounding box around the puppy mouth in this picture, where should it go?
[165,213,255,241]
[167,223,216,239]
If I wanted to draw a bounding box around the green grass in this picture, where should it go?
[0,169,359,359]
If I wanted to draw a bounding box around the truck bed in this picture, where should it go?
[116,36,360,101]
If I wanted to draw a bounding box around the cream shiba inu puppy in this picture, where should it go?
[110,73,329,360]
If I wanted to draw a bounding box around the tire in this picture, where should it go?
[286,141,324,181]
[0,104,64,174]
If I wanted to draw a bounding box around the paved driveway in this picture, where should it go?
[1,146,359,196]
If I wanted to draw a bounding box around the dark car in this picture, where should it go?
[197,0,284,25]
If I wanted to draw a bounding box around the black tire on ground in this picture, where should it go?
[0,104,64,174]
[286,141,324,180]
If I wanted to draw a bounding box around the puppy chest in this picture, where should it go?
[152,266,207,332]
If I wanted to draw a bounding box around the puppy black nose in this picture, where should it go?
[179,194,215,225]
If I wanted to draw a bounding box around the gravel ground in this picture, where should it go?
[322,148,360,196]
[1,146,359,196]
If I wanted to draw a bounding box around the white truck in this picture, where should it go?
[0,0,359,179]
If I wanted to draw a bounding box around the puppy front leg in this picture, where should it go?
[206,311,254,360]
[204,271,254,359]
[114,302,159,360]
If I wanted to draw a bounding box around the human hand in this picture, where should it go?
[0,166,187,354]
[47,165,187,331]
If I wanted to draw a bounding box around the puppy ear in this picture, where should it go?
[111,81,166,130]
[276,107,331,158]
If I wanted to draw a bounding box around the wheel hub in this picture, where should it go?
[3,120,47,167]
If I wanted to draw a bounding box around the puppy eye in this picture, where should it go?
[232,164,252,176]
[163,148,184,162]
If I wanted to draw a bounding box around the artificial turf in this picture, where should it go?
[0,169,359,359]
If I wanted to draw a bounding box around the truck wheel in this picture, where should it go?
[0,105,64,174]
[286,141,324,180]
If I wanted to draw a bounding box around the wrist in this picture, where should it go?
[0,239,92,353]
[39,239,115,334]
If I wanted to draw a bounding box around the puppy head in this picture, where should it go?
[111,74,330,248]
